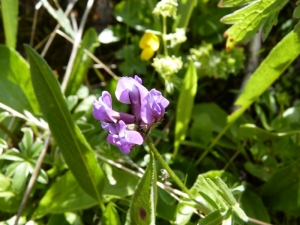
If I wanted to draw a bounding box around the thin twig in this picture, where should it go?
[14,135,51,225]
[41,0,78,57]
[30,1,42,46]
[56,29,118,79]
[61,0,94,92]
[248,217,273,225]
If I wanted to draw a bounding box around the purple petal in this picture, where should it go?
[125,130,144,145]
[101,121,117,134]
[115,77,149,105]
[134,75,142,84]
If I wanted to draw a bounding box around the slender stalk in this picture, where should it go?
[145,136,190,195]
[14,135,51,225]
[195,122,232,165]
[56,29,118,79]
[41,0,78,57]
[61,0,94,92]
[162,16,168,56]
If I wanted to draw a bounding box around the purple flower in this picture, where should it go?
[93,91,135,124]
[141,89,169,124]
[115,76,149,105]
[107,120,144,154]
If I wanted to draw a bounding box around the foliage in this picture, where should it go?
[0,0,299,224]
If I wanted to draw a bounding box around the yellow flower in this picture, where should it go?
[139,32,159,61]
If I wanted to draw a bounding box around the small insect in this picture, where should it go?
[159,169,169,181]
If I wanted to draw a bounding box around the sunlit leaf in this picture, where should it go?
[101,202,121,225]
[219,0,289,50]
[24,45,105,205]
[1,0,18,48]
[228,32,300,125]
[0,45,39,113]
[174,61,198,158]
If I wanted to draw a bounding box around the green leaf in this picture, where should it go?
[19,128,34,158]
[218,0,254,8]
[228,31,300,125]
[240,189,270,225]
[12,162,28,192]
[174,61,198,158]
[0,173,21,212]
[261,161,300,216]
[1,0,18,48]
[125,152,157,225]
[101,202,121,225]
[198,209,224,225]
[24,45,105,205]
[33,171,97,218]
[65,28,99,96]
[0,45,39,113]
[219,0,289,50]
[33,168,138,218]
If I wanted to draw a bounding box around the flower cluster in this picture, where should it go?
[93,76,169,154]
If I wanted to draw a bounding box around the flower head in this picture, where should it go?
[152,0,178,19]
[93,76,169,154]
[139,32,160,61]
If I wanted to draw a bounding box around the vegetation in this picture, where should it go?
[0,0,300,224]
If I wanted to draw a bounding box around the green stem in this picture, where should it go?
[162,16,168,56]
[146,137,190,196]
[195,122,232,166]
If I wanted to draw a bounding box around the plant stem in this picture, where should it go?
[162,16,168,56]
[146,136,190,196]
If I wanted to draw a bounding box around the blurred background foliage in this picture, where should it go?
[0,0,300,224]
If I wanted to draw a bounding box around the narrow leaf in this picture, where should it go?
[228,31,300,124]
[174,61,198,157]
[125,152,157,225]
[24,45,105,204]
[1,0,18,48]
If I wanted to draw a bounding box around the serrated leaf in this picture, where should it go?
[1,0,18,48]
[125,152,157,225]
[65,28,99,96]
[24,45,105,205]
[174,60,198,157]
[220,0,289,50]
[0,45,39,113]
